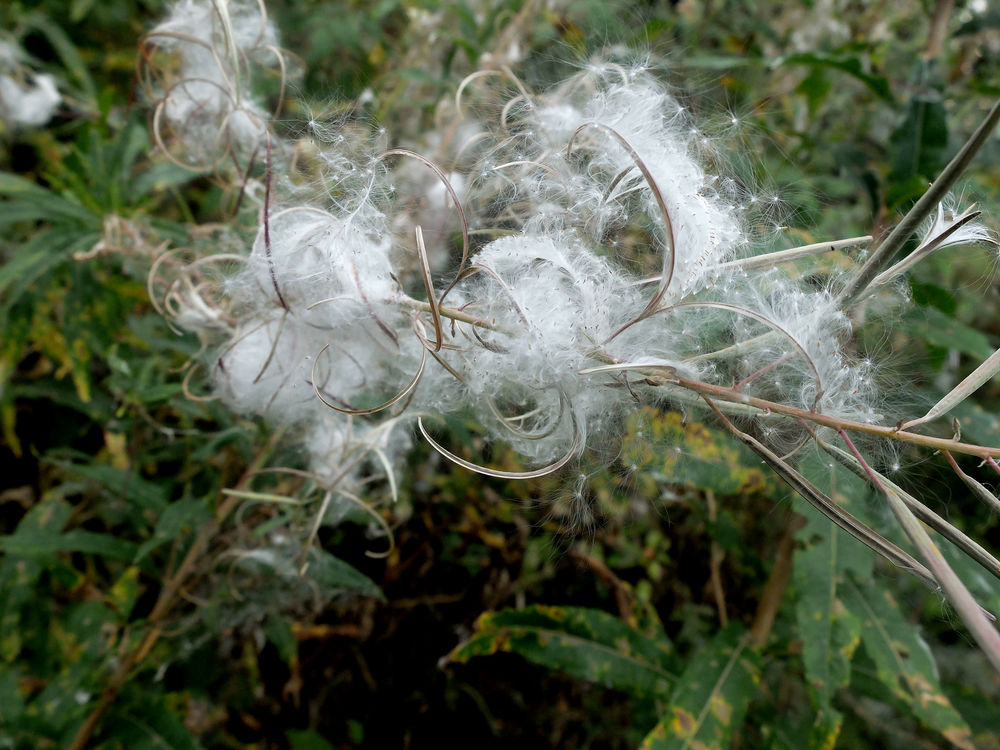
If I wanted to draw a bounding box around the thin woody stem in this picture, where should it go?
[582,355,1000,460]
[839,96,1000,305]
[750,509,804,648]
[836,431,1000,675]
[67,431,285,750]
[405,301,1000,461]
[402,297,499,330]
[670,374,1000,459]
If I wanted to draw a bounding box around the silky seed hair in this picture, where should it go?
[148,4,994,506]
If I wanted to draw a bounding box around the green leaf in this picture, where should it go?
[50,459,170,513]
[886,173,934,208]
[889,61,948,202]
[63,601,117,661]
[0,528,137,560]
[796,66,832,116]
[69,0,97,23]
[264,614,298,666]
[0,173,98,226]
[107,698,203,750]
[287,730,337,750]
[910,280,957,315]
[684,54,758,71]
[890,88,948,179]
[307,548,385,601]
[0,555,42,661]
[640,624,760,749]
[900,306,996,361]
[621,408,781,497]
[772,52,892,101]
[109,566,142,618]
[135,498,209,563]
[448,605,677,698]
[131,161,197,198]
[23,13,98,104]
[0,666,25,725]
[0,494,136,561]
[842,577,975,749]
[949,398,1000,447]
[794,504,863,743]
[0,229,81,315]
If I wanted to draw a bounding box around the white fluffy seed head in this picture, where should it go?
[177,49,898,486]
[920,200,997,253]
[238,207,398,318]
[472,67,746,296]
[147,0,282,166]
[0,40,60,128]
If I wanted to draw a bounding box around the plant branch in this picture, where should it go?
[838,96,1000,305]
[750,508,804,648]
[838,433,1000,675]
[67,432,284,750]
[700,396,939,592]
[581,359,1000,460]
[705,489,729,626]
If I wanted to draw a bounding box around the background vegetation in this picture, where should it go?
[2,0,1000,747]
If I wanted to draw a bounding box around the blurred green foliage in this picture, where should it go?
[2,0,1000,748]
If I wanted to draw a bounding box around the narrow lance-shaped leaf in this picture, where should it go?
[888,65,948,198]
[840,95,1000,303]
[305,548,384,602]
[842,577,976,749]
[794,501,863,746]
[771,52,893,100]
[640,624,760,750]
[448,605,677,699]
[903,347,1000,430]
[943,451,1000,516]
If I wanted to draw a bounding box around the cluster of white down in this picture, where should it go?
[432,234,651,463]
[0,40,60,129]
[145,0,279,167]
[168,54,884,481]
[217,205,419,485]
[537,73,745,292]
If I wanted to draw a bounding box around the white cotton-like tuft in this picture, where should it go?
[239,207,399,318]
[479,68,746,295]
[305,413,410,491]
[146,0,282,166]
[0,40,60,128]
[0,71,60,128]
[162,48,909,489]
[217,313,324,423]
[728,278,882,425]
[919,201,997,253]
[429,233,646,461]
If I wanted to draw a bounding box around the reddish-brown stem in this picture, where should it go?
[263,135,288,310]
[659,370,1000,460]
[838,429,887,492]
[750,509,805,648]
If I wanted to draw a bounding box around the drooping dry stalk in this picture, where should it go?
[839,96,1000,305]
